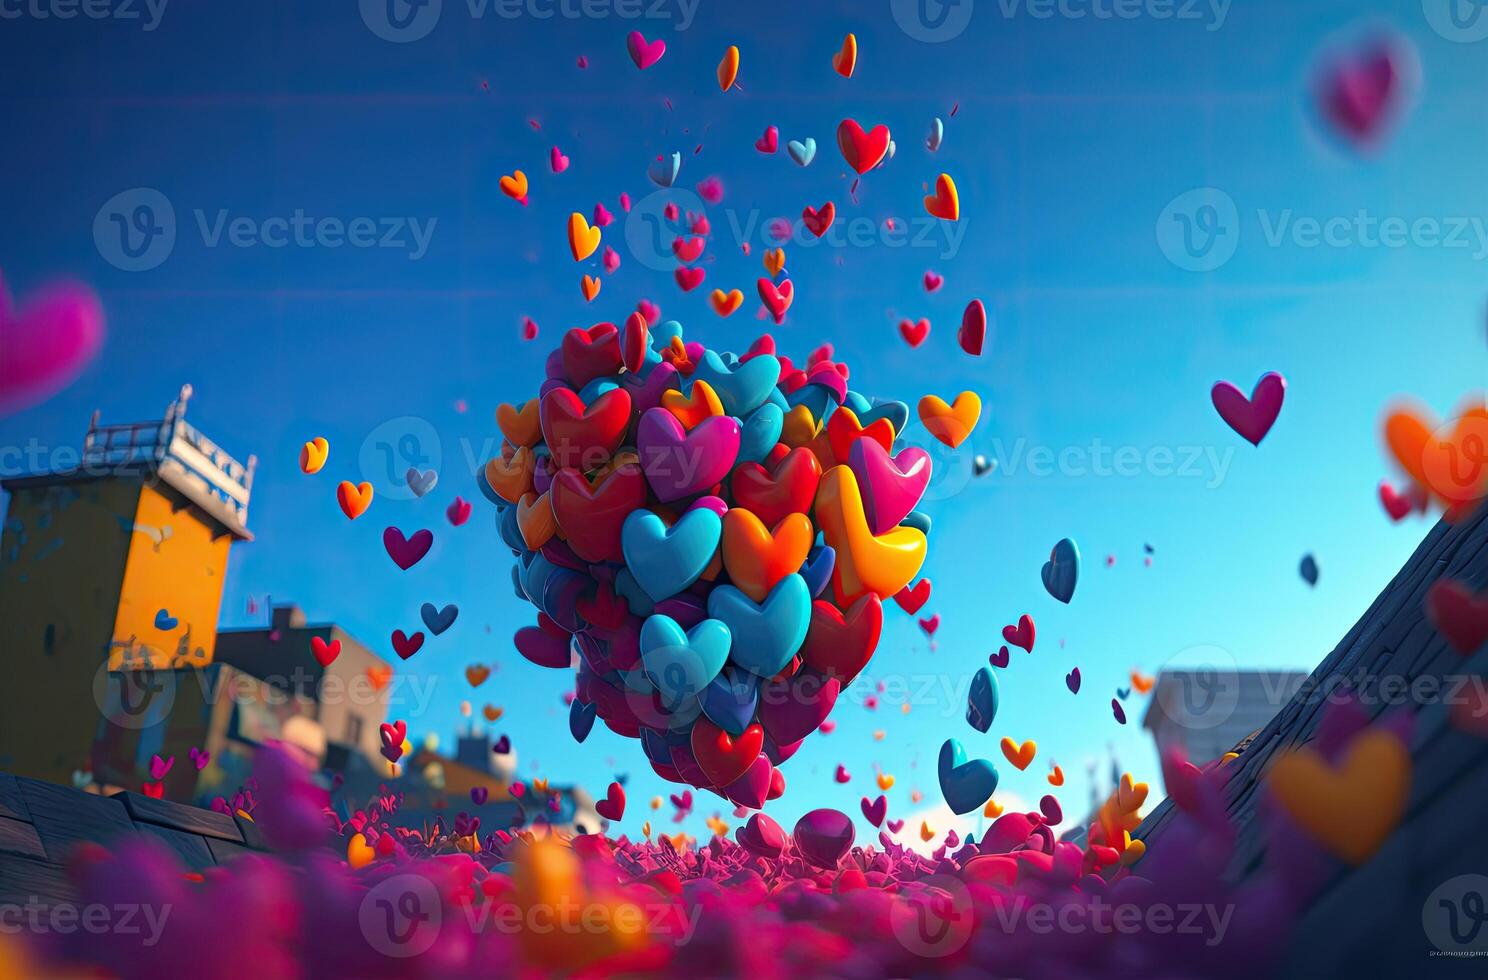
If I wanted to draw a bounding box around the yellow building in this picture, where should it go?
[0,386,254,787]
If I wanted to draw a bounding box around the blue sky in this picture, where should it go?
[4,0,1488,843]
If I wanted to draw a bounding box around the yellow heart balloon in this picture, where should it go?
[918,391,981,449]
[567,211,601,261]
[299,437,329,474]
[815,465,926,605]
[662,379,725,430]
[1268,730,1410,865]
[346,833,375,869]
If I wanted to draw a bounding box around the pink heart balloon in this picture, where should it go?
[0,271,104,415]
[848,438,931,535]
[1211,371,1286,446]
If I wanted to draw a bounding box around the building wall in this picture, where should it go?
[110,481,233,671]
[0,479,142,783]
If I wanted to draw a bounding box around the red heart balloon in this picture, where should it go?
[730,446,822,529]
[836,118,891,174]
[690,718,763,788]
[561,323,623,389]
[538,386,631,471]
[550,461,647,563]
[799,594,882,685]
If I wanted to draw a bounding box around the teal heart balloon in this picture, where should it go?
[858,399,910,436]
[639,614,732,711]
[738,402,785,464]
[786,137,817,167]
[649,320,684,352]
[707,574,811,678]
[621,507,722,601]
[614,567,656,617]
[690,350,781,417]
[648,151,681,187]
[843,390,871,414]
[938,738,999,815]
[785,383,835,424]
[967,667,998,733]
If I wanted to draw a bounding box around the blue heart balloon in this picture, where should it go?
[900,511,932,536]
[541,567,586,631]
[521,553,556,607]
[640,725,688,764]
[690,350,781,417]
[938,738,999,815]
[639,614,731,711]
[800,545,836,598]
[707,574,811,678]
[479,468,504,506]
[699,667,760,736]
[614,567,656,617]
[569,698,598,743]
[858,399,910,436]
[786,137,816,167]
[621,507,722,601]
[1041,537,1080,604]
[738,402,785,464]
[1299,553,1318,587]
[419,602,458,636]
[967,667,998,733]
[843,390,871,414]
[764,386,790,412]
[509,563,525,601]
[650,320,684,352]
[498,504,525,553]
[785,383,834,424]
[578,376,621,404]
[648,151,681,187]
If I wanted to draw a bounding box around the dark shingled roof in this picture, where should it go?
[1135,503,1488,975]
[0,773,268,907]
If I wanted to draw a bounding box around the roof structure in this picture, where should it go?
[1135,504,1488,973]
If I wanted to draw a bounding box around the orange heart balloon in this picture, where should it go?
[336,481,373,520]
[496,398,543,448]
[483,704,503,722]
[567,211,601,261]
[832,32,857,77]
[580,275,601,302]
[721,509,813,602]
[1000,738,1037,771]
[300,437,329,474]
[923,173,959,221]
[876,772,894,791]
[499,170,528,202]
[516,490,558,550]
[1268,730,1410,864]
[815,465,927,605]
[709,288,744,317]
[780,404,821,449]
[763,248,786,277]
[485,448,536,504]
[918,392,981,449]
[1383,399,1488,517]
[662,379,725,430]
[716,44,740,91]
[465,664,491,687]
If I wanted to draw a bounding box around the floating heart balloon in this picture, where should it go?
[1211,372,1286,446]
[786,138,816,167]
[1041,538,1080,604]
[490,323,936,797]
[967,667,998,733]
[939,738,999,815]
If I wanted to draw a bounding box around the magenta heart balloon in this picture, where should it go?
[1210,372,1286,446]
[0,272,104,415]
[636,407,740,501]
[848,438,931,535]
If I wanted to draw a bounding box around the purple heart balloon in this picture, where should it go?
[793,808,855,869]
[860,794,887,827]
[736,813,785,858]
[636,407,740,502]
[722,755,773,809]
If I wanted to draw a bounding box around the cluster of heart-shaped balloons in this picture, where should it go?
[482,315,935,809]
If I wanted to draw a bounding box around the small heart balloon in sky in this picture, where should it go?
[1211,371,1286,446]
[0,269,105,416]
